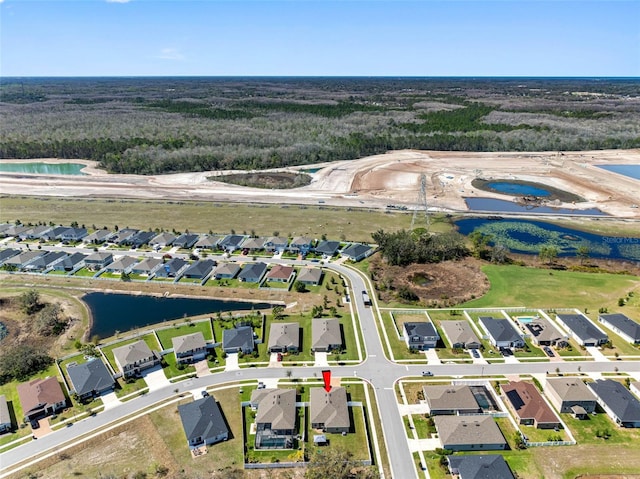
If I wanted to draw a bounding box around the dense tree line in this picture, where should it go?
[372,229,469,266]
[1,77,639,174]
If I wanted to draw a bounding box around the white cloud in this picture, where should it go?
[106,0,132,4]
[156,48,185,61]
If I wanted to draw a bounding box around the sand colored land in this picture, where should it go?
[1,149,639,218]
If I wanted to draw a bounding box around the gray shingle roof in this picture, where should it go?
[447,455,515,479]
[404,322,438,338]
[182,259,216,278]
[0,395,11,428]
[546,378,595,403]
[67,359,115,397]
[435,415,506,448]
[479,316,522,343]
[223,326,254,351]
[297,267,323,284]
[238,262,267,281]
[268,323,300,351]
[588,379,640,424]
[178,396,229,443]
[599,313,640,341]
[423,385,481,413]
[113,340,154,369]
[314,240,340,255]
[557,314,608,343]
[341,243,372,259]
[310,387,350,430]
[312,319,342,351]
[172,332,206,355]
[253,389,296,431]
[440,321,481,347]
[214,263,241,278]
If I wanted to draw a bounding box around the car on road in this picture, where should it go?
[422,371,433,376]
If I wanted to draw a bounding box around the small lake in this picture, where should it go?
[485,181,551,197]
[84,292,274,338]
[597,164,640,181]
[455,218,640,261]
[0,162,87,175]
[464,197,607,216]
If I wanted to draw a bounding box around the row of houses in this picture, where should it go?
[0,223,376,261]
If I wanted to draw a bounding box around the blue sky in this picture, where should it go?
[1,1,638,76]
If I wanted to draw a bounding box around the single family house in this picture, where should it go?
[112,340,160,378]
[178,396,229,449]
[588,379,640,428]
[403,321,440,350]
[311,318,342,352]
[172,332,207,364]
[545,378,597,415]
[341,243,374,262]
[238,262,267,283]
[296,267,323,286]
[67,359,115,401]
[310,386,350,434]
[440,321,482,350]
[599,313,640,344]
[213,263,241,280]
[251,388,297,449]
[422,385,482,415]
[434,415,507,451]
[478,316,524,349]
[556,313,608,347]
[17,377,67,421]
[501,381,561,429]
[268,322,300,353]
[222,326,255,354]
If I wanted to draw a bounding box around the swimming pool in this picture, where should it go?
[516,316,537,324]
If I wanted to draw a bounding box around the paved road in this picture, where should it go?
[2,246,640,478]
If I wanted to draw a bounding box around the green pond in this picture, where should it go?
[0,162,87,175]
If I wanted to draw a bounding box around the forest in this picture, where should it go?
[1,77,639,174]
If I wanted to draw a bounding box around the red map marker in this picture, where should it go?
[322,369,332,392]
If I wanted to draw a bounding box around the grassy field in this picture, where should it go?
[155,319,214,348]
[462,265,640,315]
[0,196,416,243]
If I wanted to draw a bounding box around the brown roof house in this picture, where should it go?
[265,264,295,283]
[434,415,507,451]
[112,340,160,378]
[422,385,482,416]
[268,323,300,353]
[17,377,67,421]
[545,378,597,415]
[251,388,297,449]
[172,332,207,364]
[501,381,561,429]
[312,319,342,352]
[310,386,350,434]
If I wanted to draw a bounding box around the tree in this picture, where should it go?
[577,245,590,265]
[468,230,492,258]
[19,289,41,315]
[311,305,324,318]
[0,344,53,383]
[490,243,508,263]
[293,280,307,293]
[305,448,379,479]
[539,245,559,265]
[272,305,285,321]
[34,304,67,336]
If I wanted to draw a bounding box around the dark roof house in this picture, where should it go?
[447,455,515,479]
[178,396,229,448]
[0,395,12,434]
[218,234,246,252]
[403,321,440,350]
[588,379,640,427]
[154,257,188,278]
[238,262,267,283]
[556,313,608,347]
[53,252,87,272]
[182,259,216,279]
[599,313,640,344]
[478,316,524,348]
[173,233,200,249]
[222,326,255,354]
[314,240,340,256]
[67,359,115,400]
[341,243,374,262]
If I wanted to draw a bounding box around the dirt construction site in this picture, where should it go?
[1,149,639,218]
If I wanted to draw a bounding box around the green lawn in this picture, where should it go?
[113,376,148,399]
[161,353,196,379]
[410,414,436,439]
[155,319,214,349]
[513,337,547,359]
[462,265,640,316]
[562,411,640,444]
[73,267,98,277]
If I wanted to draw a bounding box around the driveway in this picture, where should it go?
[424,349,441,364]
[586,346,609,362]
[194,359,211,377]
[313,352,329,367]
[142,365,171,391]
[100,391,121,410]
[269,352,283,367]
[225,352,240,371]
[32,418,52,439]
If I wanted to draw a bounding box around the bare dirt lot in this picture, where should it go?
[1,149,639,218]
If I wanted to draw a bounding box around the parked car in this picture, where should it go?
[471,349,480,358]
[201,390,209,397]
[30,419,40,430]
[544,347,555,357]
[422,371,433,376]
